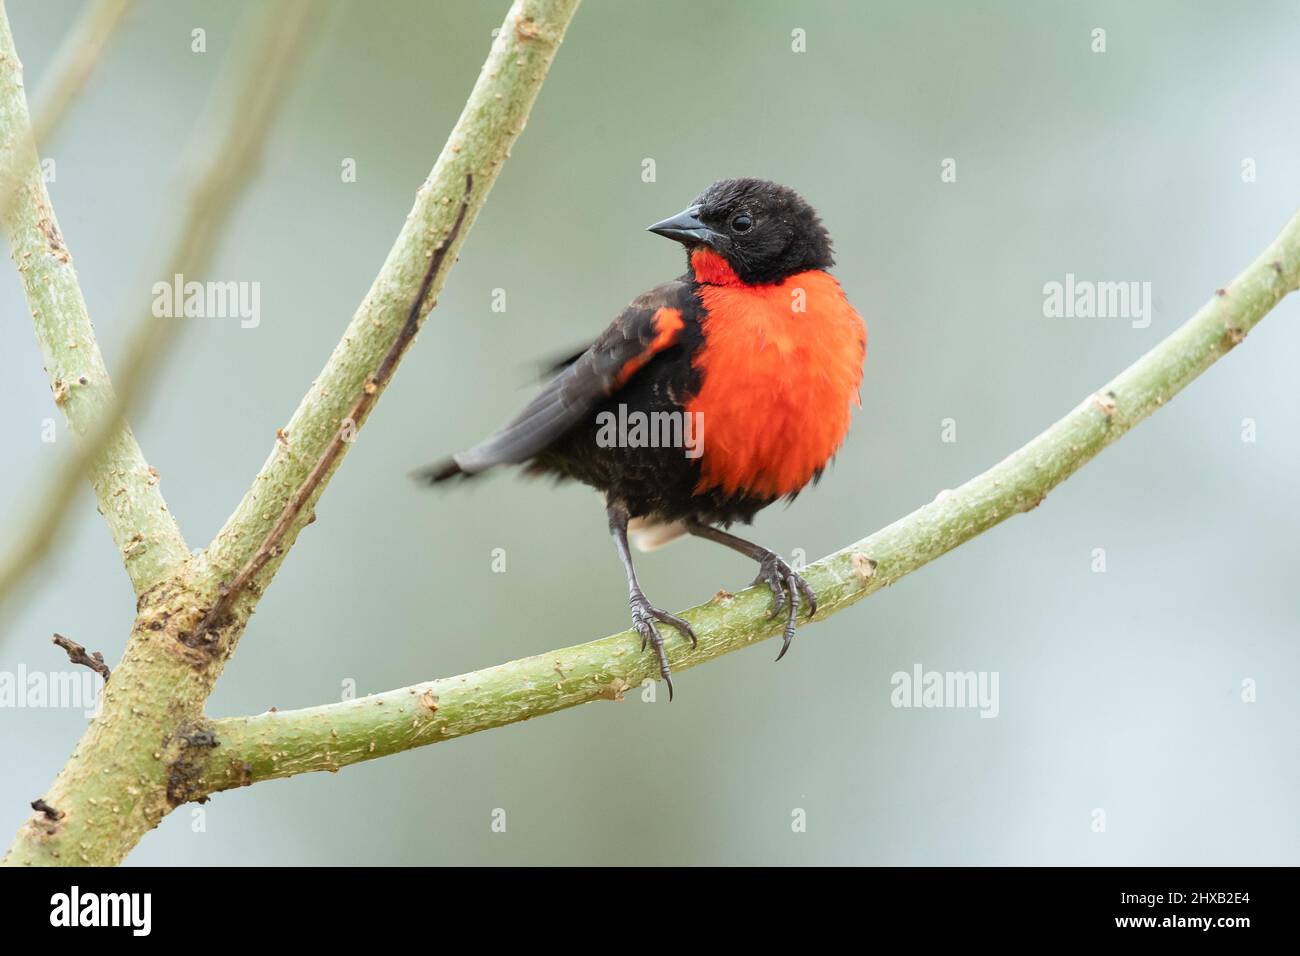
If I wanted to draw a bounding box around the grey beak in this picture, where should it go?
[646,204,721,245]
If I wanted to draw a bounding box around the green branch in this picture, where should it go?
[0,0,316,608]
[2,0,582,868]
[192,0,581,646]
[0,0,187,598]
[194,208,1300,796]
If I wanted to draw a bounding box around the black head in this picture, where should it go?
[646,178,833,285]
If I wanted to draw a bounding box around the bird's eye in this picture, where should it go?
[731,213,753,233]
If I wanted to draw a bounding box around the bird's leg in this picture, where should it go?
[685,521,817,661]
[607,503,697,700]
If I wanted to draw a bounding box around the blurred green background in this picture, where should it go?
[1,0,1297,865]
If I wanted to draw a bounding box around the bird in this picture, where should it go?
[419,178,867,698]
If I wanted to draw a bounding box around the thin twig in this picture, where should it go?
[0,0,135,223]
[29,799,63,822]
[190,175,475,645]
[29,0,135,148]
[52,632,110,681]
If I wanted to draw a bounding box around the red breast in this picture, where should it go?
[686,248,867,499]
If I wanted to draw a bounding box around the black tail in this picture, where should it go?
[413,458,468,484]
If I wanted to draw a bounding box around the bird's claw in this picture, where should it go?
[752,553,817,661]
[629,591,697,701]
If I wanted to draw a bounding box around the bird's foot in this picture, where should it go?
[629,590,697,701]
[752,553,818,661]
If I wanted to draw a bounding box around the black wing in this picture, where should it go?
[419,280,692,482]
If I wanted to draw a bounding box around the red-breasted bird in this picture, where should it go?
[420,179,866,697]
